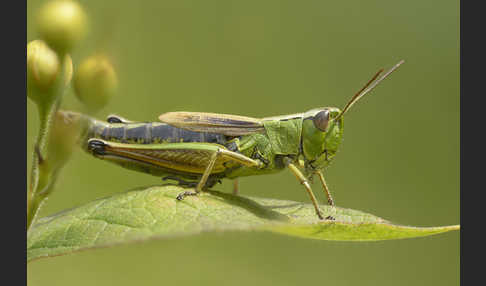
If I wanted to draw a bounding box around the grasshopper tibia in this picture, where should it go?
[315,171,336,220]
[316,171,335,206]
[175,148,261,201]
[162,176,221,189]
[285,159,325,220]
[162,176,198,188]
[175,149,221,200]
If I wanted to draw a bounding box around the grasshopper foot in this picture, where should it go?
[325,215,336,221]
[176,191,199,201]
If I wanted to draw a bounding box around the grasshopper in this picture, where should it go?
[65,60,404,220]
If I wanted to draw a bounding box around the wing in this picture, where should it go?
[159,112,265,136]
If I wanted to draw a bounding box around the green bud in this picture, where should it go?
[73,55,118,111]
[27,40,73,104]
[27,40,59,91]
[37,0,87,54]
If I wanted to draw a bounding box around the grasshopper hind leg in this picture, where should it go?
[175,149,221,200]
[162,176,221,190]
[175,148,262,201]
[174,176,222,200]
[162,176,198,188]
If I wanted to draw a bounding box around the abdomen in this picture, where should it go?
[87,121,229,145]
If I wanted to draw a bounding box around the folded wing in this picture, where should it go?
[159,112,265,136]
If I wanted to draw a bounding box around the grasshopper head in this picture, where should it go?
[301,60,405,176]
[301,107,344,175]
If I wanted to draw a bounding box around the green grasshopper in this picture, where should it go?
[65,60,404,220]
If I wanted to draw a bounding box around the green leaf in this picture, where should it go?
[27,185,459,262]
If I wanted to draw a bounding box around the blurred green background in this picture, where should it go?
[27,0,459,285]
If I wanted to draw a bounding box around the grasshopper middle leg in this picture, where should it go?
[233,179,239,195]
[316,170,335,206]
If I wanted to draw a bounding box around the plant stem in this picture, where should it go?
[27,57,66,231]
[27,100,59,231]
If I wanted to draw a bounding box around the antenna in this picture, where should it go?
[335,59,405,121]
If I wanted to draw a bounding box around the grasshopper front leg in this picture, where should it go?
[315,170,336,220]
[285,160,324,220]
[315,170,335,206]
[285,158,334,220]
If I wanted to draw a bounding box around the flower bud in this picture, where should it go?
[27,40,73,104]
[27,40,59,91]
[73,55,118,111]
[37,0,87,54]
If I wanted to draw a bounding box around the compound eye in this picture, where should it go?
[313,110,330,132]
